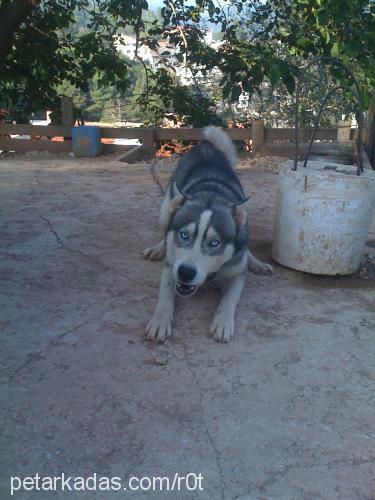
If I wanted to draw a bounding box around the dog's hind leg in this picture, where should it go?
[143,239,165,261]
[247,249,274,275]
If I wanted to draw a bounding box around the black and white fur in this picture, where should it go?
[144,126,273,342]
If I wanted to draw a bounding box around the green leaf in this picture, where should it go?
[331,42,340,57]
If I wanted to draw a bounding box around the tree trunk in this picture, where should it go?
[0,0,40,65]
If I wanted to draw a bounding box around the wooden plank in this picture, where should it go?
[0,123,71,137]
[265,128,337,143]
[264,128,296,142]
[100,127,146,139]
[259,143,309,157]
[154,128,204,140]
[1,125,352,145]
[0,138,71,152]
[315,128,338,140]
[101,127,252,141]
[154,127,252,141]
[259,142,354,160]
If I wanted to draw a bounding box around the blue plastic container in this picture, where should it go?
[72,126,102,157]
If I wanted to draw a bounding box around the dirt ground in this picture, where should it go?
[1,153,375,499]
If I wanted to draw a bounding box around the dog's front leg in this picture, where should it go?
[146,263,175,342]
[210,272,246,343]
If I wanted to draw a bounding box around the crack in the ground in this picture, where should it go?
[195,379,225,500]
[40,214,64,246]
[40,214,105,263]
[238,455,375,497]
[1,319,90,384]
[181,346,226,500]
[39,214,140,285]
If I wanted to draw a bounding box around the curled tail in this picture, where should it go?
[203,126,237,169]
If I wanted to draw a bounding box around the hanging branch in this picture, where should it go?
[133,8,155,113]
[303,85,342,168]
[293,56,365,175]
[167,0,188,50]
[293,81,300,170]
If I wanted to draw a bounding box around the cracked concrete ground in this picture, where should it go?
[1,155,375,499]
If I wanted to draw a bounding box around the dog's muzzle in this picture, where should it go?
[175,281,197,297]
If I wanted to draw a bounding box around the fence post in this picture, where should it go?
[61,97,74,126]
[141,129,156,159]
[337,120,351,142]
[252,119,264,152]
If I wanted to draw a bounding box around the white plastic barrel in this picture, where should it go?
[272,161,375,275]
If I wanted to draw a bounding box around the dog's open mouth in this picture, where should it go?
[175,281,197,297]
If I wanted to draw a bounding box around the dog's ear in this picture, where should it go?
[232,198,250,227]
[169,182,186,214]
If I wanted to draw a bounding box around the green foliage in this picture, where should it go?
[238,0,375,105]
[0,0,373,126]
[135,66,221,126]
[0,0,136,121]
[53,60,147,124]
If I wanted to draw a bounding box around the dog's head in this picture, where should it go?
[165,184,249,297]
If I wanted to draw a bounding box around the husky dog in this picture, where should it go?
[143,126,273,342]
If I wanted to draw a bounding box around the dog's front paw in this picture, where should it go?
[248,260,274,276]
[210,312,234,343]
[142,241,165,261]
[145,310,173,342]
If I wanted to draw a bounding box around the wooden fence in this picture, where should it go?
[0,120,357,161]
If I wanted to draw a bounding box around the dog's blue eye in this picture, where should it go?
[209,239,221,248]
[179,231,189,240]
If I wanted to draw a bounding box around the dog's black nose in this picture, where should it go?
[177,264,197,283]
